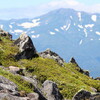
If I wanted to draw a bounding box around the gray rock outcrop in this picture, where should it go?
[0,75,40,100]
[72,90,100,100]
[0,93,30,100]
[14,33,37,60]
[70,57,90,76]
[42,80,63,100]
[0,75,17,92]
[39,49,65,66]
[0,28,12,40]
[94,77,100,80]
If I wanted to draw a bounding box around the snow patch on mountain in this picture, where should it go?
[61,24,70,31]
[55,28,59,32]
[78,25,83,29]
[61,26,65,30]
[10,30,14,34]
[0,25,3,29]
[31,34,40,38]
[31,31,35,33]
[9,25,13,29]
[32,18,40,23]
[85,24,94,28]
[91,15,97,22]
[79,40,83,45]
[70,16,73,19]
[77,12,82,21]
[14,29,23,33]
[18,21,40,28]
[96,31,100,35]
[84,28,88,37]
[78,29,80,31]
[74,23,76,26]
[50,31,55,35]
[66,24,71,31]
[90,38,93,40]
[90,30,93,32]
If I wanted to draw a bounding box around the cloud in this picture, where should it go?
[41,0,100,13]
[0,0,99,19]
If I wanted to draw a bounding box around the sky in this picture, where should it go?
[0,0,100,19]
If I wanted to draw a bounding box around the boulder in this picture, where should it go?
[94,77,100,80]
[21,76,38,87]
[0,28,12,40]
[72,90,100,100]
[21,76,47,100]
[0,93,30,100]
[9,66,24,75]
[42,80,63,100]
[70,57,78,64]
[14,33,37,60]
[39,48,65,66]
[0,75,17,92]
[91,93,100,100]
[72,90,91,100]
[69,57,90,76]
[27,93,39,100]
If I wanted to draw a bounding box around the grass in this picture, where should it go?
[0,68,34,93]
[0,36,100,99]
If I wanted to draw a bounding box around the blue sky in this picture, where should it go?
[0,0,100,19]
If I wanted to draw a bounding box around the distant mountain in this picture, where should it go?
[0,8,100,77]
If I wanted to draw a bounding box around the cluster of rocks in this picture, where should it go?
[94,77,100,80]
[0,66,63,100]
[39,48,65,66]
[0,75,39,100]
[14,33,65,66]
[0,28,12,40]
[7,66,100,100]
[0,70,100,100]
[72,90,100,100]
[69,57,90,76]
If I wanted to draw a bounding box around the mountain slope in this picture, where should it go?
[0,8,100,77]
[0,33,100,99]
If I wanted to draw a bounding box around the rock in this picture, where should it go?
[94,77,100,80]
[19,91,27,97]
[39,48,65,66]
[21,76,47,100]
[0,28,12,40]
[91,87,97,92]
[69,57,90,76]
[72,90,100,100]
[27,93,39,100]
[70,57,78,64]
[0,93,30,100]
[9,66,24,75]
[21,76,38,87]
[91,93,100,100]
[42,80,63,100]
[14,33,37,60]
[9,66,20,72]
[0,75,17,92]
[72,90,91,100]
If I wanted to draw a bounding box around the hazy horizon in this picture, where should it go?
[0,0,100,19]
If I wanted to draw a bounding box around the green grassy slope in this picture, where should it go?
[0,37,100,99]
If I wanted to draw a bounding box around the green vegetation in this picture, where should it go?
[0,37,100,99]
[0,68,34,93]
